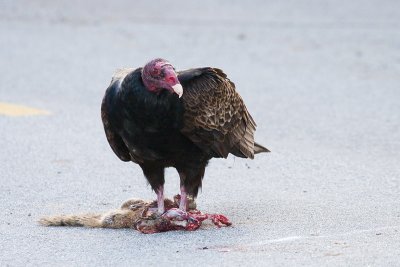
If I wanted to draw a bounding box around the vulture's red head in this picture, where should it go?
[141,58,183,98]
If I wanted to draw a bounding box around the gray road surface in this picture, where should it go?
[1,0,400,266]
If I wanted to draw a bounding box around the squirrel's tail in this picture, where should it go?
[39,213,103,228]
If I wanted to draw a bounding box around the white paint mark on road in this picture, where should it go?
[210,225,400,251]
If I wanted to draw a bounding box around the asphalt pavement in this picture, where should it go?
[1,0,400,266]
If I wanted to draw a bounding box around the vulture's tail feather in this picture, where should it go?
[254,142,270,154]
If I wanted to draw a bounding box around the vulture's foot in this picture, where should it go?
[133,194,231,233]
[162,208,201,231]
[178,186,188,211]
[135,207,232,233]
[156,186,165,214]
[173,194,197,210]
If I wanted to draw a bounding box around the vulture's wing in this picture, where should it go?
[178,68,258,159]
[101,71,132,162]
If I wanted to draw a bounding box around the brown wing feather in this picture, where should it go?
[178,68,257,159]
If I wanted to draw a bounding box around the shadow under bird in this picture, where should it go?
[101,58,269,215]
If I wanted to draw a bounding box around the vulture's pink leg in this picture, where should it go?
[179,186,188,211]
[156,186,165,214]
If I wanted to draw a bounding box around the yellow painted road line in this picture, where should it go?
[0,102,50,117]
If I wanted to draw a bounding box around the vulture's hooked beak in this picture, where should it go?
[172,84,183,98]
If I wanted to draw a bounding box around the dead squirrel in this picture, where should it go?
[39,196,196,229]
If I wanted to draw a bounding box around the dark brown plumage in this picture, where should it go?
[101,59,269,214]
[179,67,267,159]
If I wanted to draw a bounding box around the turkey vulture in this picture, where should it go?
[101,58,269,214]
